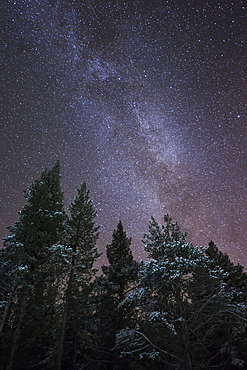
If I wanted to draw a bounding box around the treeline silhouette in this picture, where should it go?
[1,162,246,369]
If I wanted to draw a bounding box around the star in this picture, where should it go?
[1,0,247,268]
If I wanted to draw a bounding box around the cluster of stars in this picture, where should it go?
[1,0,246,267]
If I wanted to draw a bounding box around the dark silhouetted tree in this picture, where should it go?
[1,161,66,370]
[94,221,139,369]
[116,215,247,370]
[56,182,100,370]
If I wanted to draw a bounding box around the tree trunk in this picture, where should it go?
[7,289,28,370]
[181,323,192,370]
[56,257,75,370]
[0,288,14,335]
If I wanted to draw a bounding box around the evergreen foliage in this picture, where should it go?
[0,166,246,370]
[102,221,139,305]
[116,215,247,370]
[56,182,100,370]
[93,221,139,369]
[0,161,66,369]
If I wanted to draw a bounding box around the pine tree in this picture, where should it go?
[206,241,247,301]
[116,215,247,370]
[56,182,100,370]
[0,161,66,370]
[204,241,247,367]
[94,221,139,369]
[103,221,138,309]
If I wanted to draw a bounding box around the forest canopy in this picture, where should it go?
[1,162,246,370]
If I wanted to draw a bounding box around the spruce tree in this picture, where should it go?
[1,161,66,370]
[56,182,100,370]
[95,221,139,369]
[103,221,138,308]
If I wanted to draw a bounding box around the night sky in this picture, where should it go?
[1,0,247,267]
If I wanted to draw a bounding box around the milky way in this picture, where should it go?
[1,0,247,267]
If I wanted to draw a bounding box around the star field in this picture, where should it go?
[1,0,247,267]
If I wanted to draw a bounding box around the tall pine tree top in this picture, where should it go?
[106,221,133,268]
[143,214,187,262]
[102,221,138,290]
[4,161,65,264]
[68,182,100,274]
